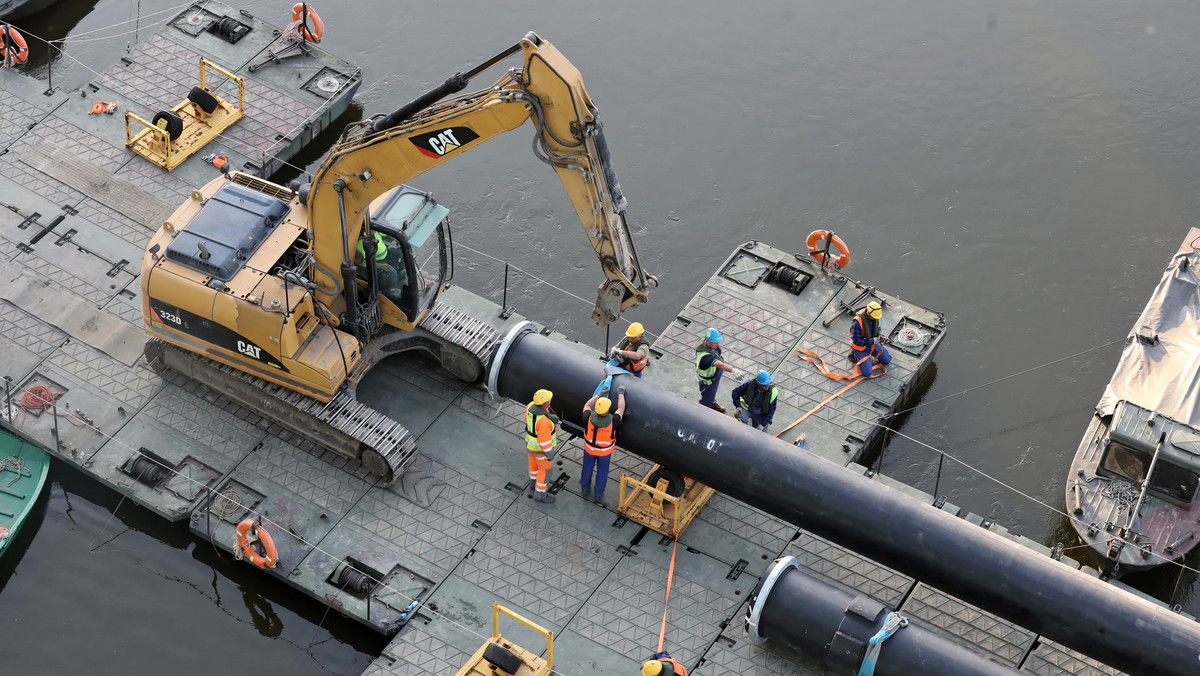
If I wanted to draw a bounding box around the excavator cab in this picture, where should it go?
[357,185,451,327]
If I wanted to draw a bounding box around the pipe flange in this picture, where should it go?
[745,555,799,644]
[486,320,535,398]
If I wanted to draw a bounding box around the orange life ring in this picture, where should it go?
[290,3,324,42]
[806,230,851,269]
[235,519,279,569]
[1,25,30,66]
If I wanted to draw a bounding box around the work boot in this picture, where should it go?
[592,492,605,505]
[710,403,726,414]
[532,491,556,504]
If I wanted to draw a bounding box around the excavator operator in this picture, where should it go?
[355,230,406,298]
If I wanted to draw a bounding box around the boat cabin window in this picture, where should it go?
[1099,440,1200,503]
[1100,441,1150,483]
[1147,460,1200,503]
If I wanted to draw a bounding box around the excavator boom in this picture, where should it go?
[306,31,655,328]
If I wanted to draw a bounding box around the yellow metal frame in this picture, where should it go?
[618,465,716,537]
[125,57,246,171]
[455,602,555,676]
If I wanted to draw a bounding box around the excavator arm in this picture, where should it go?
[307,32,656,328]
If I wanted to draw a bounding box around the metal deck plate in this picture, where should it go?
[785,532,915,608]
[1023,639,1124,675]
[902,582,1037,667]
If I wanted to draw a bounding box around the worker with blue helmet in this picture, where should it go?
[732,369,779,433]
[695,328,741,413]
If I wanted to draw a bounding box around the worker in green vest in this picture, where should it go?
[695,328,741,413]
[356,230,401,294]
[732,370,778,433]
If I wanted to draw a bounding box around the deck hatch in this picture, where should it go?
[303,67,359,100]
[889,316,941,357]
[721,251,775,289]
[165,182,289,281]
[171,6,222,37]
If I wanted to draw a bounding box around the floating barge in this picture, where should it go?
[0,6,1180,675]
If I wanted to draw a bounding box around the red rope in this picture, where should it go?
[20,385,57,413]
[14,385,86,429]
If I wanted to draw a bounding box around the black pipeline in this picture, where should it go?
[745,557,1019,675]
[490,327,1200,676]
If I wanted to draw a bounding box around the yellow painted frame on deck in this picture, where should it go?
[618,464,716,537]
[125,57,246,171]
[456,602,555,676]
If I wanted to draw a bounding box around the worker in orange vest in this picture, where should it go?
[580,387,626,504]
[849,301,892,376]
[609,322,650,377]
[524,389,559,504]
[641,651,687,675]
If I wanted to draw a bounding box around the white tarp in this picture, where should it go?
[1098,230,1200,425]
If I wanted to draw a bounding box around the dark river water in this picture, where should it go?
[4,0,1200,673]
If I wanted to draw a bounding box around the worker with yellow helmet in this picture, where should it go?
[524,389,560,504]
[849,301,892,376]
[609,322,650,377]
[641,651,687,675]
[579,385,627,504]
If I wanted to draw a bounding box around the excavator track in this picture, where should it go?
[146,339,418,485]
[417,300,503,364]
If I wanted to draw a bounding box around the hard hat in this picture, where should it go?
[533,389,553,406]
[704,328,722,343]
[866,301,882,319]
[626,322,644,338]
[756,370,772,385]
[642,660,665,676]
[595,397,612,415]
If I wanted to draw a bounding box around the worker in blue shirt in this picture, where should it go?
[695,328,741,413]
[850,301,892,377]
[732,370,778,433]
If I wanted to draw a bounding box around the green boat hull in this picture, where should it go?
[0,429,50,560]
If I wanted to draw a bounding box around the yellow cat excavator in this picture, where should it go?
[140,32,655,483]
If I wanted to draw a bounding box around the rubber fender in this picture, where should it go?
[481,641,523,675]
[152,110,184,141]
[646,467,685,498]
[188,86,220,114]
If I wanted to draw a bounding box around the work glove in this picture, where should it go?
[616,385,626,396]
[610,347,621,359]
[731,370,746,382]
[735,408,744,419]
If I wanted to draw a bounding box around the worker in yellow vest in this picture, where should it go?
[524,389,559,504]
[580,387,626,504]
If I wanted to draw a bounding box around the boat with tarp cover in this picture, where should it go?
[1068,228,1200,576]
[0,428,50,561]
